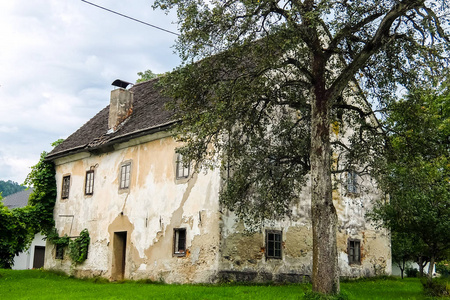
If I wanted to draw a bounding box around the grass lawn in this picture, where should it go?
[0,269,442,299]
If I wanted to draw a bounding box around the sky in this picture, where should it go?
[0,0,181,184]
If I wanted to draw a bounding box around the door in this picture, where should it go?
[112,231,127,280]
[33,246,45,269]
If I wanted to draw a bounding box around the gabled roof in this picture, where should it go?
[46,78,176,161]
[2,188,34,209]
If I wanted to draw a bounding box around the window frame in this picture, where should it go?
[265,229,282,259]
[55,244,64,260]
[85,170,95,195]
[176,153,190,179]
[119,162,132,190]
[61,175,71,199]
[346,170,358,194]
[348,238,361,265]
[173,228,187,257]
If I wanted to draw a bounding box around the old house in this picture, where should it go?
[44,78,391,283]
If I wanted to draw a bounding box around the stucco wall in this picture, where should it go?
[218,172,391,282]
[45,130,390,283]
[12,233,46,270]
[45,134,222,283]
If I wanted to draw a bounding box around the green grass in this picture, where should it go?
[0,269,444,299]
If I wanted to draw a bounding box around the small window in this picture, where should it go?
[346,170,358,194]
[55,244,64,260]
[173,228,186,256]
[85,170,94,195]
[348,239,361,264]
[61,175,70,199]
[176,153,190,179]
[266,230,282,259]
[119,162,131,189]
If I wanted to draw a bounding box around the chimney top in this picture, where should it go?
[112,79,133,89]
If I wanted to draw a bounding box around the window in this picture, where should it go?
[119,162,131,189]
[266,230,282,259]
[173,228,186,256]
[55,244,64,260]
[348,239,361,264]
[61,175,70,199]
[346,170,358,194]
[85,170,94,195]
[176,153,190,179]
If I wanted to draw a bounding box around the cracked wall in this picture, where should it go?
[45,134,222,283]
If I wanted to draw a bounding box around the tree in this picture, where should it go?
[370,85,450,281]
[136,70,162,83]
[391,232,425,279]
[0,149,57,268]
[153,0,450,294]
[0,180,26,197]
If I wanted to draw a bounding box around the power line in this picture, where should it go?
[81,0,180,36]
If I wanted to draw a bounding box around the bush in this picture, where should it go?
[436,260,450,277]
[303,291,349,300]
[405,267,418,278]
[421,277,449,297]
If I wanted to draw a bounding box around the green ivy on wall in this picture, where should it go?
[1,142,90,267]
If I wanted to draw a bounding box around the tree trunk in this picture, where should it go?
[418,256,424,277]
[427,254,435,282]
[400,258,405,279]
[310,83,340,294]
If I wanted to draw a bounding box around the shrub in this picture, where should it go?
[436,260,450,277]
[421,277,450,297]
[405,267,418,278]
[303,291,349,300]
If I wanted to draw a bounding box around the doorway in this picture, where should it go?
[112,231,127,280]
[33,246,45,268]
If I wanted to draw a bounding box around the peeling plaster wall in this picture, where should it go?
[44,135,222,283]
[218,172,391,282]
[45,127,390,283]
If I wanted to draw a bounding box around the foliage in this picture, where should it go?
[0,180,26,198]
[154,0,450,294]
[0,146,58,268]
[391,232,423,279]
[436,261,450,277]
[136,70,162,83]
[24,151,57,234]
[303,291,348,300]
[46,228,70,247]
[405,267,419,278]
[0,201,34,268]
[68,229,90,264]
[370,84,450,280]
[421,276,450,297]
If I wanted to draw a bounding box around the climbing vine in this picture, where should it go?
[68,229,90,264]
[46,228,90,264]
[1,140,90,267]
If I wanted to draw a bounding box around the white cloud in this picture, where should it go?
[0,0,181,183]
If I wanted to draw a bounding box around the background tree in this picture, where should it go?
[154,0,450,294]
[0,148,57,268]
[0,180,26,198]
[370,85,450,281]
[136,70,162,83]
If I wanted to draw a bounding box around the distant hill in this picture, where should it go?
[0,180,27,198]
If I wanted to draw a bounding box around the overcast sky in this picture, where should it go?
[0,0,180,184]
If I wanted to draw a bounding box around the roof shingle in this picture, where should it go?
[47,78,175,160]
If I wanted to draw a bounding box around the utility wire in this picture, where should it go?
[81,0,180,36]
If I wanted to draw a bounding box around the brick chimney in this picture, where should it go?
[108,80,134,132]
